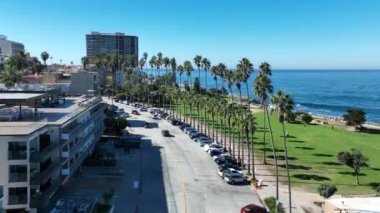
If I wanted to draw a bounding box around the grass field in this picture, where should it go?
[174,102,380,194]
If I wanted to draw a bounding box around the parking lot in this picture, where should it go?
[106,98,263,213]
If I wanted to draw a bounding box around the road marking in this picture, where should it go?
[174,160,188,213]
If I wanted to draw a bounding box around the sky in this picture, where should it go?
[1,0,379,69]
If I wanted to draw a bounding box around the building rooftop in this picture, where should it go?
[326,197,380,212]
[0,96,102,136]
[0,93,45,102]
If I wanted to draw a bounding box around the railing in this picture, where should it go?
[8,194,27,205]
[9,173,27,182]
[30,180,61,208]
[30,143,59,162]
[30,162,60,185]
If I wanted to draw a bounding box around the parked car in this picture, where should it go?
[151,114,160,120]
[120,113,130,118]
[131,110,140,115]
[218,163,242,172]
[218,168,243,178]
[240,204,266,213]
[190,132,208,140]
[144,122,150,128]
[169,119,179,125]
[198,139,213,147]
[139,107,148,112]
[213,153,232,161]
[209,149,223,157]
[216,158,239,166]
[179,124,191,131]
[204,143,223,152]
[223,173,247,184]
[161,130,170,137]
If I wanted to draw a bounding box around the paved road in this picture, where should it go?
[105,98,262,213]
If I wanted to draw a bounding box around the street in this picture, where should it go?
[105,98,263,213]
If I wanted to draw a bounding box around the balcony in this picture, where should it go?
[8,194,27,205]
[9,173,27,182]
[30,143,60,163]
[30,180,60,208]
[30,163,60,185]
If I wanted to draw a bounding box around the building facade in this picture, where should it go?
[0,95,105,212]
[86,32,138,59]
[69,71,99,95]
[0,35,25,57]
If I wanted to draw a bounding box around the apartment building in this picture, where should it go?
[0,92,105,212]
[86,32,138,59]
[0,35,25,57]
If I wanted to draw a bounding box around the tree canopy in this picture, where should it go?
[337,148,369,185]
[343,108,366,130]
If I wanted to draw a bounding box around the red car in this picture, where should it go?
[131,110,140,115]
[240,204,266,213]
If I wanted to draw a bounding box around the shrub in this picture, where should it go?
[318,184,337,198]
[375,185,380,194]
[264,197,285,213]
[286,111,297,123]
[115,93,126,100]
[301,113,313,124]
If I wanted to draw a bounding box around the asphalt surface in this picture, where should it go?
[105,98,262,213]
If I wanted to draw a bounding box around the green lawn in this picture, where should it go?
[173,101,380,194]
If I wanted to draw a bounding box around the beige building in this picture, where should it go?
[0,93,105,212]
[69,71,99,95]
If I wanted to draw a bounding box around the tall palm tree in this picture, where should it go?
[272,90,294,213]
[201,58,211,92]
[225,69,236,157]
[143,52,148,70]
[193,55,202,91]
[149,56,157,79]
[170,57,177,84]
[41,51,49,69]
[81,56,89,70]
[254,62,273,165]
[211,65,219,91]
[183,60,193,90]
[176,65,184,120]
[139,58,145,71]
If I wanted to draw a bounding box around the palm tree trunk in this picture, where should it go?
[205,69,208,93]
[263,102,267,164]
[265,107,280,211]
[212,113,215,140]
[246,127,251,174]
[281,121,292,213]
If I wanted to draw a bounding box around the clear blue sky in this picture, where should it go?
[1,0,379,69]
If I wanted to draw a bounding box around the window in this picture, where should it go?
[93,75,97,81]
[8,187,27,205]
[8,141,27,160]
[9,165,27,182]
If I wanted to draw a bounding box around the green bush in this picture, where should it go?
[115,93,126,100]
[375,185,380,194]
[301,113,313,124]
[318,184,337,198]
[264,197,285,213]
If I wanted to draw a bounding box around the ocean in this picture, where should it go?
[144,69,380,123]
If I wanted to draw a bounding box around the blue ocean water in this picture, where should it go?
[144,69,380,123]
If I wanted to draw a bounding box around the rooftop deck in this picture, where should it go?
[0,97,102,136]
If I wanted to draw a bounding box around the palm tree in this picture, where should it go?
[149,56,157,79]
[272,90,294,213]
[254,62,273,165]
[143,52,148,70]
[193,55,202,91]
[170,57,177,84]
[211,65,219,90]
[183,60,193,90]
[41,51,49,69]
[176,65,184,120]
[201,58,211,92]
[139,58,145,71]
[217,63,227,92]
[225,69,236,157]
[81,56,89,70]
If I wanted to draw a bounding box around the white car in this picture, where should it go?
[204,143,223,152]
[218,168,244,177]
[223,173,247,184]
[122,100,128,105]
[212,153,231,161]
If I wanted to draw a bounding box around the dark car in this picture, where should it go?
[218,163,242,172]
[240,204,267,213]
[179,124,191,131]
[190,133,208,140]
[170,119,179,125]
[209,149,223,157]
[215,157,238,166]
[161,130,170,137]
[132,110,140,115]
[144,122,150,128]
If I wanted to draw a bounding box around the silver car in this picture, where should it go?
[223,173,247,184]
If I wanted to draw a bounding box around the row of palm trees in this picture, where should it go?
[132,52,294,212]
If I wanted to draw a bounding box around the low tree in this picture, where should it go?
[318,184,337,199]
[81,56,89,70]
[375,185,380,195]
[301,113,313,124]
[343,108,366,131]
[264,197,285,213]
[337,148,369,185]
[193,77,201,93]
[114,117,128,133]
